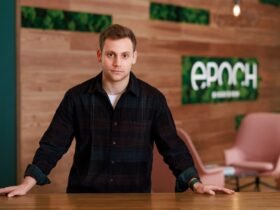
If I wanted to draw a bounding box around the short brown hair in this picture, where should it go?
[99,24,137,51]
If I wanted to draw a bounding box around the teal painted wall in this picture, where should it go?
[0,0,17,186]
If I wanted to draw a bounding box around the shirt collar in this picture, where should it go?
[88,71,139,97]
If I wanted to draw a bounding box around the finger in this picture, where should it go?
[8,189,26,198]
[222,188,235,194]
[7,192,16,198]
[211,187,234,194]
[7,191,22,198]
[205,189,215,195]
[0,186,17,194]
[199,186,216,195]
[213,187,234,194]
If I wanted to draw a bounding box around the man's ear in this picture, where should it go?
[132,50,137,64]
[97,49,102,62]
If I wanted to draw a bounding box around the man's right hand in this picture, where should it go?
[0,176,36,197]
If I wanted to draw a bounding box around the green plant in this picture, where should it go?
[21,6,112,32]
[150,2,209,25]
[259,0,280,6]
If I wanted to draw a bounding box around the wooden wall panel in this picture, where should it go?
[18,0,280,192]
[115,17,280,46]
[21,0,149,19]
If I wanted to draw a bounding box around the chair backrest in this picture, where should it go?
[152,128,205,192]
[234,113,280,163]
[152,146,175,192]
[176,128,206,174]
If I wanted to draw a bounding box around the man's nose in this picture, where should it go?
[113,56,121,66]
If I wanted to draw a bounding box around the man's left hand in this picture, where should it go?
[193,182,235,195]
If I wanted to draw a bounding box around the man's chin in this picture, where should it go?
[108,75,129,82]
[102,71,130,83]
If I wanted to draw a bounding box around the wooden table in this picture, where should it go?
[0,192,279,210]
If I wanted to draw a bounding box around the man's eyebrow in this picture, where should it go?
[104,50,115,53]
[104,50,131,54]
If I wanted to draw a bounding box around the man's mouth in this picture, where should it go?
[111,70,123,73]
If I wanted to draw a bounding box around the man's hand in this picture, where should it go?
[193,182,235,195]
[0,176,36,197]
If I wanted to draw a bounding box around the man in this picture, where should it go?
[0,24,233,197]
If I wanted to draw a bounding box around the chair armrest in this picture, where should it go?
[224,147,244,165]
[261,155,280,176]
[200,166,225,187]
[232,161,274,171]
[203,166,224,174]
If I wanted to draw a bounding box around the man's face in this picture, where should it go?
[97,38,137,83]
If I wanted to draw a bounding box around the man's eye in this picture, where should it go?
[107,53,114,57]
[122,54,129,58]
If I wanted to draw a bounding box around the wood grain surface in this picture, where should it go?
[1,192,280,210]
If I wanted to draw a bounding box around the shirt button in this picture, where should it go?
[109,178,114,182]
[111,160,115,164]
[113,121,118,126]
[112,141,116,145]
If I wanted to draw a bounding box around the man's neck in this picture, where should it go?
[102,74,129,95]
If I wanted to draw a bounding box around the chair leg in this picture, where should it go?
[229,175,279,192]
[235,176,240,192]
[255,176,260,192]
[275,178,280,190]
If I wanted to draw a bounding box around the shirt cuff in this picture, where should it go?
[24,164,51,185]
[175,166,200,192]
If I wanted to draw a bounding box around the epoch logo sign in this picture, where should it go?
[182,56,260,104]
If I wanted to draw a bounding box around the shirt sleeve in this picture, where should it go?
[24,91,75,185]
[175,167,200,192]
[24,164,51,185]
[152,93,200,191]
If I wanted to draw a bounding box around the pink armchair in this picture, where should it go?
[224,113,280,191]
[152,128,224,192]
